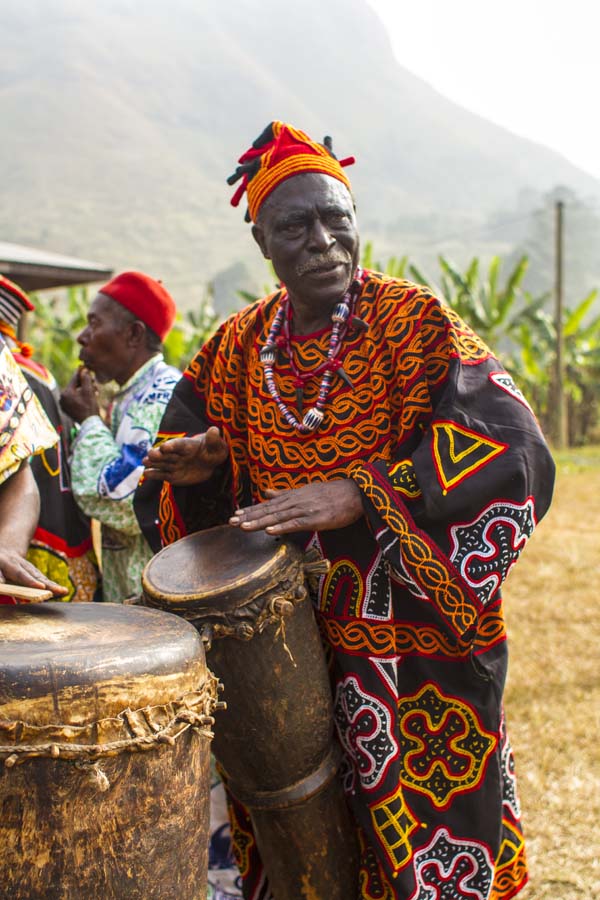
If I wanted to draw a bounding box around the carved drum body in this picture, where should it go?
[0,602,219,900]
[143,525,359,900]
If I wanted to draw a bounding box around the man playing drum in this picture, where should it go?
[135,121,555,900]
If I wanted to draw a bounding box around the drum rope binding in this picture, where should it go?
[0,675,224,768]
[187,548,330,654]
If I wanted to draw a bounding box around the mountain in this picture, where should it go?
[1,0,598,311]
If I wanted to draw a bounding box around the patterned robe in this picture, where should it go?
[12,351,99,602]
[0,338,56,485]
[0,337,59,604]
[135,273,555,900]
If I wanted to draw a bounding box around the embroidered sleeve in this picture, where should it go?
[349,299,555,641]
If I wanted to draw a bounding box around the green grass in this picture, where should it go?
[551,443,600,471]
[503,449,600,898]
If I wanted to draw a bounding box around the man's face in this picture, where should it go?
[252,173,360,313]
[77,293,133,384]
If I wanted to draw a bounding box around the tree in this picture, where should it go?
[408,254,547,352]
[502,289,600,444]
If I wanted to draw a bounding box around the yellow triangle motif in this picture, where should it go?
[432,421,507,493]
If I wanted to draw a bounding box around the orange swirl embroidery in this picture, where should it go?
[158,482,182,546]
[353,467,480,639]
[319,607,505,658]
[491,818,528,900]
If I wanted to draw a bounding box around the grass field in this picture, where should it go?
[503,446,600,899]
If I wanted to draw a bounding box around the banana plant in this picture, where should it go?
[163,287,218,372]
[361,241,408,279]
[409,254,536,351]
[508,289,600,444]
[27,286,90,388]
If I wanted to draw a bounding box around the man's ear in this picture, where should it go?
[128,320,146,348]
[252,223,270,260]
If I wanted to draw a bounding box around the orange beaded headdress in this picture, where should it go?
[0,275,36,356]
[227,121,355,222]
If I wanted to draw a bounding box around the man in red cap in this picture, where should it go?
[61,271,180,603]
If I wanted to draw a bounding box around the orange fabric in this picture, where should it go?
[0,322,34,358]
[233,121,354,221]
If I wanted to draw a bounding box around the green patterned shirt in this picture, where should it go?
[70,355,180,603]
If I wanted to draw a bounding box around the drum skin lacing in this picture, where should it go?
[0,673,224,769]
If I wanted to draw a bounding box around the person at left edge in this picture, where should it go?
[0,334,67,601]
[0,274,100,601]
[60,271,180,603]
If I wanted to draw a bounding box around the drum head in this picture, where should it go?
[142,525,303,615]
[0,602,206,724]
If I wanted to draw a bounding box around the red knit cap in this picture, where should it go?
[98,271,176,341]
[0,275,35,327]
[228,121,355,222]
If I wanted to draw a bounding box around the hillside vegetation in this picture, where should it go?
[2,0,599,309]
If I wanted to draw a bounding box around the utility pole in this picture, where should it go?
[554,200,567,449]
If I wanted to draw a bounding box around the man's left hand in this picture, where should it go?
[229,479,364,534]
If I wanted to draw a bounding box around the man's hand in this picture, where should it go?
[0,550,68,598]
[0,462,66,598]
[59,367,100,423]
[229,479,364,535]
[142,427,229,485]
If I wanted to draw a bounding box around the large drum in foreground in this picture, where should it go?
[142,525,359,900]
[0,602,220,900]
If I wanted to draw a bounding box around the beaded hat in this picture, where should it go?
[227,121,355,222]
[0,275,35,328]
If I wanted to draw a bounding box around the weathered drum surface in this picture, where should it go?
[0,602,220,900]
[143,526,360,900]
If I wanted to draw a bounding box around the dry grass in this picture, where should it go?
[503,447,600,899]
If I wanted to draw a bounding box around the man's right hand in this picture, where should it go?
[142,426,229,486]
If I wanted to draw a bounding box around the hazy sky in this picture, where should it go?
[366,0,600,180]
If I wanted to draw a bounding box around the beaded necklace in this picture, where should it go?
[259,268,363,433]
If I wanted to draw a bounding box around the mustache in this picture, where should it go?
[296,248,352,277]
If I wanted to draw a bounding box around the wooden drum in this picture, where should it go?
[142,525,359,900]
[0,602,220,899]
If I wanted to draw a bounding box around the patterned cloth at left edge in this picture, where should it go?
[14,350,100,602]
[0,338,57,484]
[0,271,99,601]
[0,337,59,604]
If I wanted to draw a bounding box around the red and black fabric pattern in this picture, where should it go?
[135,272,555,899]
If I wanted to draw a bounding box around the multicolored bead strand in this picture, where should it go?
[259,269,363,433]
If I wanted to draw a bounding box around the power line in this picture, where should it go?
[407,211,539,250]
[410,200,600,250]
